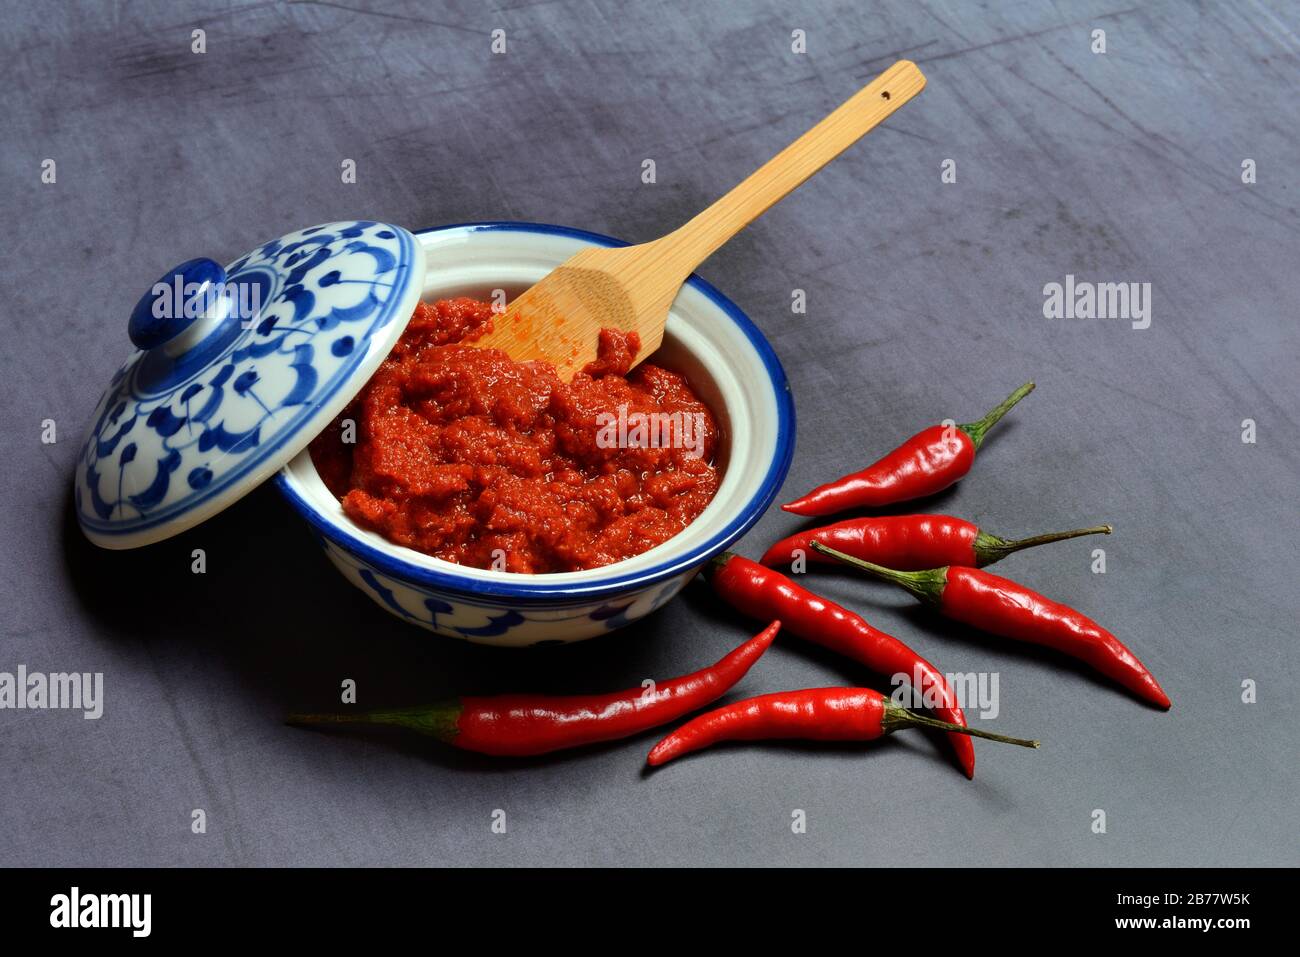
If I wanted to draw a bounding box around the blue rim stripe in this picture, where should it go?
[275,221,795,602]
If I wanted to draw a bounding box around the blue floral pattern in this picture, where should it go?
[321,539,693,646]
[76,221,420,545]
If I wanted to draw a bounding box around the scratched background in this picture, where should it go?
[1,0,1296,867]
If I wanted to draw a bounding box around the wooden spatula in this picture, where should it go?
[474,60,926,381]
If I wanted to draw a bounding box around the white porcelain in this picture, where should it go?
[275,222,796,646]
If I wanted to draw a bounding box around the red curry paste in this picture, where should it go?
[310,298,720,573]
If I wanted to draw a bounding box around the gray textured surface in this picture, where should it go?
[2,0,1297,867]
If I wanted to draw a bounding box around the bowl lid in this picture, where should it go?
[75,220,425,549]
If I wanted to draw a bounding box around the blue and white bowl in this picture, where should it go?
[275,222,795,646]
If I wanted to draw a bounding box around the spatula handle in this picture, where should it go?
[656,60,926,276]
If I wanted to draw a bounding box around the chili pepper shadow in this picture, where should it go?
[638,733,916,771]
[636,733,1025,799]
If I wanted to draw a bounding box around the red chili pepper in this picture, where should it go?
[647,687,1039,767]
[706,552,976,778]
[286,621,780,756]
[811,542,1171,708]
[762,514,1111,571]
[782,382,1034,516]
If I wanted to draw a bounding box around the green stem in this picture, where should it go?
[882,703,1040,748]
[973,523,1112,567]
[958,381,1035,449]
[809,541,947,606]
[706,550,737,579]
[286,702,462,744]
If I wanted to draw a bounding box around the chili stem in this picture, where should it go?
[959,380,1035,448]
[810,540,945,605]
[974,523,1111,566]
[286,704,460,741]
[886,707,1040,748]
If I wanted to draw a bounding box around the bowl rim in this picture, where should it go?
[274,220,795,601]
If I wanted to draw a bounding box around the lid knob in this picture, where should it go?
[128,258,228,351]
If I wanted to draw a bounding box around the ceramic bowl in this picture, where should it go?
[274,222,794,646]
